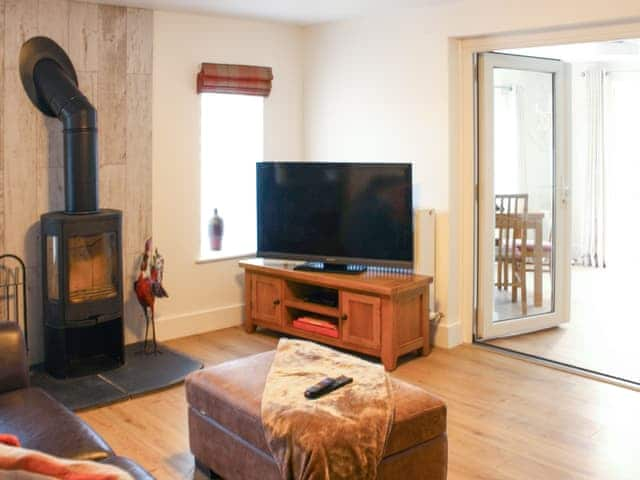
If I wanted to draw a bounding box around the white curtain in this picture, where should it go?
[573,69,606,267]
[602,70,640,268]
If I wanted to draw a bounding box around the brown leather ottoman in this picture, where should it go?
[186,351,447,480]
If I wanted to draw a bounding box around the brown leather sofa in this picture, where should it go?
[0,322,154,479]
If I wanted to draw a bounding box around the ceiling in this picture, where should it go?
[91,0,452,25]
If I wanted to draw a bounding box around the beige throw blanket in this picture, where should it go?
[261,339,394,480]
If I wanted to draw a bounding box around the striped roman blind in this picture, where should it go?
[197,63,273,97]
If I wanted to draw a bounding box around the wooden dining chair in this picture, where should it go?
[517,226,553,277]
[495,194,528,315]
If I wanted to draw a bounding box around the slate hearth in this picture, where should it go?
[32,342,203,411]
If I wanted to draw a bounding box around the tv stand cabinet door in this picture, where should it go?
[251,274,283,326]
[340,292,381,350]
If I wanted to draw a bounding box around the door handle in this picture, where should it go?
[273,299,280,306]
[340,314,347,321]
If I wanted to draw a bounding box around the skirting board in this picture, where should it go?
[156,304,244,341]
[432,320,462,349]
[156,304,463,349]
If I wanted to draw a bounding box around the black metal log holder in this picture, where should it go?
[0,254,28,351]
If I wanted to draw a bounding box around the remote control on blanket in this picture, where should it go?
[304,375,353,399]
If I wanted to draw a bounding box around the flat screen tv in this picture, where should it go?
[256,162,413,272]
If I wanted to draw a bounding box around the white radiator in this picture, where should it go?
[413,208,436,312]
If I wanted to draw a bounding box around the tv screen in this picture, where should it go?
[257,162,413,268]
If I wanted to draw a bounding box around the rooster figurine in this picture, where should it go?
[134,238,169,354]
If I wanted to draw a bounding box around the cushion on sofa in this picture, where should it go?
[0,442,132,479]
[0,387,113,461]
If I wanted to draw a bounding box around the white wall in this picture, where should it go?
[151,1,640,347]
[152,11,304,339]
[302,0,640,346]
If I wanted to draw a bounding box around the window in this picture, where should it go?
[200,93,264,259]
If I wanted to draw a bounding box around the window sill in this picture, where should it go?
[196,251,256,264]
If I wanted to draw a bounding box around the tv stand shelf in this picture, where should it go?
[240,258,433,371]
[283,299,339,318]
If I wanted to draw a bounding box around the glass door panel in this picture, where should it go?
[493,67,554,321]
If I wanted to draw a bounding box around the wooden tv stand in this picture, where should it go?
[239,258,433,371]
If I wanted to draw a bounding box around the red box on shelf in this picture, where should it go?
[292,316,339,338]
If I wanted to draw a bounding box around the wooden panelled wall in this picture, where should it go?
[0,0,153,362]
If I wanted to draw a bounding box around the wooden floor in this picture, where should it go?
[489,266,640,383]
[79,327,640,480]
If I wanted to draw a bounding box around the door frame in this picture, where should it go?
[454,21,640,344]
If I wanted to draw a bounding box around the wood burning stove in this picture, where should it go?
[20,37,125,377]
[42,211,124,377]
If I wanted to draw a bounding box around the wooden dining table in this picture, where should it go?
[495,212,545,307]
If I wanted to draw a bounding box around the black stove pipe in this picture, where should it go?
[20,37,98,214]
[34,59,98,213]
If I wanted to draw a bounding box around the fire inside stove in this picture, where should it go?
[68,233,118,303]
[46,232,119,304]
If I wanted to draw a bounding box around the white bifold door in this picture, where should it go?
[477,52,571,340]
